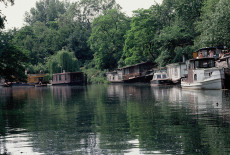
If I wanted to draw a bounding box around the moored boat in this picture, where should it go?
[151,71,172,86]
[181,57,224,89]
[52,72,87,85]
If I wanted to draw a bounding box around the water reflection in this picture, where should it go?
[1,85,230,154]
[151,86,224,115]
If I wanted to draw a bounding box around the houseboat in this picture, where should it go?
[106,69,123,83]
[52,72,87,85]
[150,71,172,86]
[181,57,224,89]
[216,53,230,89]
[166,62,186,84]
[121,61,154,83]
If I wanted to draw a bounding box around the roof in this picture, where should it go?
[166,62,186,67]
[119,61,154,69]
[196,46,226,52]
[28,74,46,77]
[52,72,83,76]
[189,57,215,61]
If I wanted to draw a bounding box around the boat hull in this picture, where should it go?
[151,79,173,86]
[181,78,223,90]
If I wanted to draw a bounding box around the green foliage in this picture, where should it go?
[47,50,80,75]
[3,0,230,82]
[0,0,14,29]
[81,61,108,84]
[88,9,130,70]
[0,31,28,82]
[122,7,163,66]
[195,0,230,48]
[24,0,68,25]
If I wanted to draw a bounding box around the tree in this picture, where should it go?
[195,0,230,48]
[47,50,80,75]
[0,31,28,82]
[24,0,68,26]
[0,0,14,29]
[75,0,121,29]
[122,7,163,66]
[88,9,130,70]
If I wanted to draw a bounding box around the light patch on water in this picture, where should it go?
[0,130,42,155]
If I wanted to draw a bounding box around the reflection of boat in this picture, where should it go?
[151,86,223,114]
[150,72,172,86]
[35,84,47,87]
[181,58,224,89]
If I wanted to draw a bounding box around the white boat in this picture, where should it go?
[151,71,172,86]
[181,58,225,89]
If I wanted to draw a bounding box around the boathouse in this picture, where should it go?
[27,74,46,84]
[52,72,87,85]
[106,69,123,83]
[120,61,154,83]
[166,62,186,84]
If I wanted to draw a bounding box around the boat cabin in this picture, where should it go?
[151,71,172,86]
[193,47,227,59]
[182,58,223,84]
[189,58,215,69]
[152,72,168,80]
[52,72,87,85]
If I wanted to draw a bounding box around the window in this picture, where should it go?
[157,75,161,79]
[194,74,197,81]
[162,74,167,79]
[59,75,62,81]
[195,59,215,68]
[65,74,67,81]
[174,67,178,77]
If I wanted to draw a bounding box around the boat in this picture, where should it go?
[52,72,87,85]
[181,57,224,89]
[35,84,47,87]
[150,71,172,86]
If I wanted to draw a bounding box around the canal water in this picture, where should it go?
[1,84,230,154]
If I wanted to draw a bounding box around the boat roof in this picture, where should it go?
[189,57,215,61]
[196,46,225,52]
[53,72,83,75]
[119,61,154,69]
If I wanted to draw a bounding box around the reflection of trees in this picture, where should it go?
[0,87,29,154]
[0,87,28,136]
[2,85,230,154]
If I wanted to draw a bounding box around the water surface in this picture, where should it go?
[1,84,230,154]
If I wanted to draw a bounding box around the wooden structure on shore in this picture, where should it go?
[27,74,46,84]
[52,72,87,85]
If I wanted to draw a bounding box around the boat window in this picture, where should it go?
[157,75,161,79]
[174,67,178,76]
[65,74,67,81]
[162,74,167,79]
[228,58,230,68]
[195,59,215,68]
[194,74,197,81]
[59,75,61,81]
